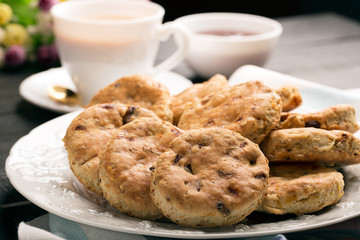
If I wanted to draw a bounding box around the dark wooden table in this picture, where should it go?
[0,66,61,240]
[1,12,360,240]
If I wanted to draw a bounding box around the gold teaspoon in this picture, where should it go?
[47,85,83,106]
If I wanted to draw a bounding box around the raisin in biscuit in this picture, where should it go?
[261,128,360,165]
[258,163,344,215]
[275,85,302,112]
[278,104,360,133]
[99,117,182,220]
[172,74,228,125]
[63,103,158,195]
[177,81,282,144]
[87,74,173,122]
[150,127,269,228]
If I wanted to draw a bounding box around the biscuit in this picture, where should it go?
[87,74,173,122]
[275,85,302,112]
[177,81,282,144]
[150,127,269,228]
[63,103,158,195]
[278,104,360,133]
[261,128,360,165]
[258,163,344,215]
[99,117,182,220]
[172,74,228,125]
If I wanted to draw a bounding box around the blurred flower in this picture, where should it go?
[36,44,58,66]
[0,3,13,26]
[0,47,5,67]
[38,0,59,12]
[0,1,60,68]
[26,25,38,36]
[5,45,26,67]
[0,28,5,44]
[35,11,54,36]
[3,23,29,47]
[26,11,53,38]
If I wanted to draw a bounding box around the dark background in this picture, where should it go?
[152,0,360,22]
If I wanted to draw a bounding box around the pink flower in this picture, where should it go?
[38,0,58,12]
[5,45,26,66]
[36,44,59,66]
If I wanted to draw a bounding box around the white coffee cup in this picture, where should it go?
[51,0,189,105]
[174,13,282,79]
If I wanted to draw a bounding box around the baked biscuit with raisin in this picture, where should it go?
[275,85,302,112]
[151,127,269,228]
[88,74,173,122]
[278,104,359,133]
[261,128,360,165]
[172,74,228,125]
[258,163,344,215]
[177,81,282,144]
[63,103,158,195]
[99,118,182,220]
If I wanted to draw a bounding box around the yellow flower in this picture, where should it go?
[3,23,29,47]
[0,28,5,44]
[0,3,12,26]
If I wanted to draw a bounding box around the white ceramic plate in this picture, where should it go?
[19,67,193,114]
[7,65,360,239]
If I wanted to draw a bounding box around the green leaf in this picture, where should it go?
[3,0,34,5]
[3,0,38,26]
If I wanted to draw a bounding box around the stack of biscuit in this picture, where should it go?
[63,73,360,228]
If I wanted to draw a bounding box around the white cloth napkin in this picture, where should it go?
[18,213,286,240]
[18,213,149,240]
[18,218,64,240]
[18,214,64,240]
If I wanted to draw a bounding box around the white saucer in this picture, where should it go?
[19,67,193,114]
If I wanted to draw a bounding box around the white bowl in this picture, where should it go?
[174,12,282,79]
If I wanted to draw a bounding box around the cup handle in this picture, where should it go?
[148,22,189,75]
